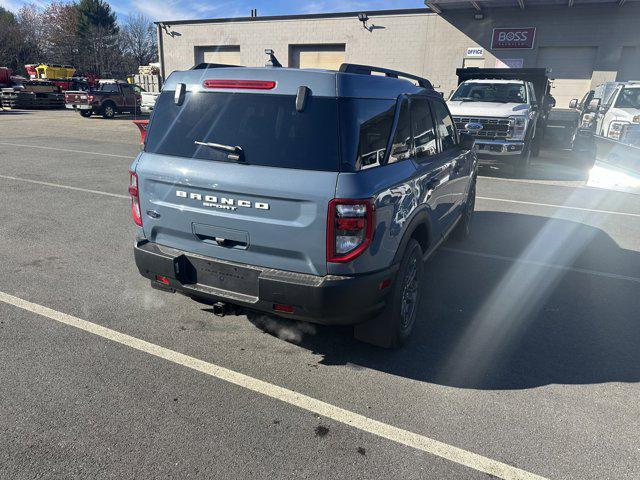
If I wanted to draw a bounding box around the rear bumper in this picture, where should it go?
[65,104,91,110]
[134,240,396,325]
[141,105,153,114]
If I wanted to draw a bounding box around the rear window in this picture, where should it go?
[145,91,340,171]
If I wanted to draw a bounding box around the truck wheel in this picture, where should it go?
[452,178,476,241]
[531,133,541,158]
[514,147,531,177]
[79,110,91,118]
[353,239,424,348]
[102,103,116,119]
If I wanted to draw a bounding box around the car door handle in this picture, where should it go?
[426,178,439,190]
[453,159,465,174]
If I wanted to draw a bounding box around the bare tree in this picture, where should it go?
[121,13,157,68]
[40,2,80,67]
[0,6,42,75]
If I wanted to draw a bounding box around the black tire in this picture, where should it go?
[452,178,476,241]
[531,132,541,157]
[102,102,116,119]
[79,110,92,118]
[353,239,424,348]
[513,145,531,177]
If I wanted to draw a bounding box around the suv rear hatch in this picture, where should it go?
[135,70,341,276]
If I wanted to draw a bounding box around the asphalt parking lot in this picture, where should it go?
[1,109,639,480]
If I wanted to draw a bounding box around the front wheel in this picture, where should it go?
[79,110,92,118]
[531,132,542,157]
[514,146,531,177]
[353,239,424,348]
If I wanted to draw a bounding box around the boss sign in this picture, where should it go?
[492,27,536,49]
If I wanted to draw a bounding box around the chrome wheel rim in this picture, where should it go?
[400,257,419,331]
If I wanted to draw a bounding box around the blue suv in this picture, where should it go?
[130,62,477,347]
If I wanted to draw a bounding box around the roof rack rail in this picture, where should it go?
[191,63,244,70]
[339,63,433,89]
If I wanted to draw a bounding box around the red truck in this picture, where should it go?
[65,80,141,118]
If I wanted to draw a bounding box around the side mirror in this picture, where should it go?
[588,98,601,111]
[460,132,475,151]
[569,98,579,109]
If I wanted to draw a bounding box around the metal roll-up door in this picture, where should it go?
[617,46,640,81]
[195,46,241,66]
[537,46,597,108]
[289,44,346,71]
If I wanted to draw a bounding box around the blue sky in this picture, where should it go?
[1,0,426,21]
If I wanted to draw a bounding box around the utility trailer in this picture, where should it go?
[1,80,64,109]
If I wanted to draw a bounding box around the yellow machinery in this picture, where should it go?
[34,64,76,79]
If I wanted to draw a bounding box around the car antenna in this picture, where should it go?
[265,49,282,68]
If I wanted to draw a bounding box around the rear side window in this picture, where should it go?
[388,98,412,164]
[145,91,340,171]
[431,100,458,151]
[99,83,120,93]
[340,98,396,171]
[410,97,437,161]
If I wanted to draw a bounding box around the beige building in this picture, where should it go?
[156,1,640,108]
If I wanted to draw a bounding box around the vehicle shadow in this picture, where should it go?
[0,109,38,115]
[251,211,640,390]
[80,113,149,121]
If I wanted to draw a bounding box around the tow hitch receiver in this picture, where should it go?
[213,302,228,317]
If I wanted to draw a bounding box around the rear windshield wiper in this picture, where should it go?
[194,141,245,162]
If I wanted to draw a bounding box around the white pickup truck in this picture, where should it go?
[592,82,640,141]
[140,90,159,114]
[447,68,553,175]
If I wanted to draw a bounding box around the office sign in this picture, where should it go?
[492,27,536,49]
[466,47,484,57]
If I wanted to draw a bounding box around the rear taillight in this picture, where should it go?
[128,170,142,226]
[327,199,374,263]
[87,94,94,102]
[203,79,276,90]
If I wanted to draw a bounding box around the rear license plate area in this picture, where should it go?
[189,257,259,296]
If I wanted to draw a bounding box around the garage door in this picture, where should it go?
[617,46,640,81]
[537,47,597,108]
[289,45,346,71]
[463,58,485,68]
[195,46,241,66]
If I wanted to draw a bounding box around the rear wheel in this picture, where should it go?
[102,103,116,119]
[354,239,424,348]
[79,110,91,118]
